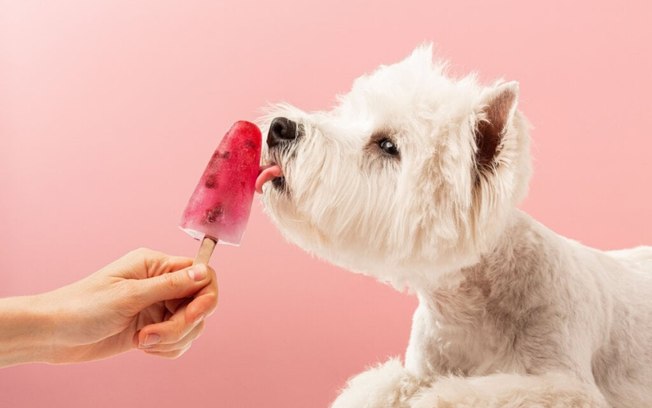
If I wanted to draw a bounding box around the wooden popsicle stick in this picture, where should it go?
[194,236,217,265]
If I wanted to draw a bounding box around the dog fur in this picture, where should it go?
[257,45,652,407]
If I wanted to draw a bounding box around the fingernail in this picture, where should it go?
[141,333,160,347]
[195,314,206,323]
[188,265,207,281]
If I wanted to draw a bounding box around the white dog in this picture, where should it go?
[254,45,652,408]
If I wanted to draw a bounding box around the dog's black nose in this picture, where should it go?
[267,117,297,147]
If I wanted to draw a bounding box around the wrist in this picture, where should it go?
[0,294,56,367]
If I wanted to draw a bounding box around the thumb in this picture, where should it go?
[132,264,211,307]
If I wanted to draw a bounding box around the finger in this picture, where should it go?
[165,298,189,315]
[114,248,193,280]
[137,304,199,348]
[142,320,205,353]
[148,255,194,277]
[142,344,192,359]
[184,292,217,323]
[159,265,217,322]
[184,265,218,322]
[131,264,211,308]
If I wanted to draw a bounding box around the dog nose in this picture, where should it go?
[267,117,297,147]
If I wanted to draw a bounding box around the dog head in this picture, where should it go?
[256,45,531,288]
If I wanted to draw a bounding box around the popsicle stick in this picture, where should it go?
[194,237,217,265]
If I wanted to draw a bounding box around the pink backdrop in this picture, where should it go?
[1,1,650,407]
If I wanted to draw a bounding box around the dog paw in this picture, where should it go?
[409,373,609,408]
[331,358,427,408]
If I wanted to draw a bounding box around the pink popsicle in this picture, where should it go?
[180,121,262,261]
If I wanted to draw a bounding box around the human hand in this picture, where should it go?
[30,248,217,364]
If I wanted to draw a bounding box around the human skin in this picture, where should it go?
[0,248,218,368]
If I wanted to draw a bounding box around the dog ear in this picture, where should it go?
[474,81,519,171]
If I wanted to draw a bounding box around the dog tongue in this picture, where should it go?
[256,165,283,193]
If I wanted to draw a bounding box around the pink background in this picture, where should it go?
[1,1,650,407]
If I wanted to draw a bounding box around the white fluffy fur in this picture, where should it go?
[258,45,652,407]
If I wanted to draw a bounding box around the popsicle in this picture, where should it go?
[180,121,262,264]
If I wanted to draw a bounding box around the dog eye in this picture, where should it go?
[378,138,399,156]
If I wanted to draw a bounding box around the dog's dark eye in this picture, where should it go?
[378,138,399,156]
[366,130,400,161]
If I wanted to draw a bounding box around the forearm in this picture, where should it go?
[0,295,54,368]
